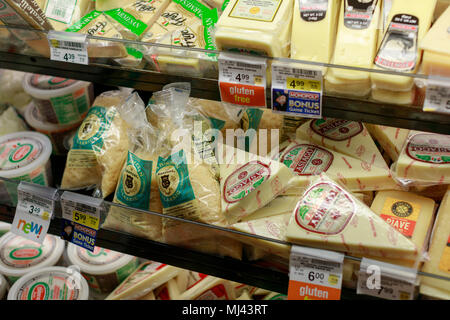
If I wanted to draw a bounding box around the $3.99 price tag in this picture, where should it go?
[287,246,344,300]
[48,30,88,65]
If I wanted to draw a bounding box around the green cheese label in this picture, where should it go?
[65,10,102,32]
[104,8,148,36]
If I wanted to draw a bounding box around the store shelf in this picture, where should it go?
[1,51,450,135]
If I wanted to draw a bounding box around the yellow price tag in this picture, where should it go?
[286,77,321,92]
[72,210,99,230]
[50,39,60,48]
[328,275,339,286]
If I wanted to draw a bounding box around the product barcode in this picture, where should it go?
[52,7,67,18]
[236,62,261,70]
[294,69,318,78]
[75,203,97,214]
[60,41,84,50]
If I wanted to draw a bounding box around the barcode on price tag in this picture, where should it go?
[48,30,88,65]
[287,246,344,300]
[11,182,59,244]
[218,52,267,108]
[45,0,77,24]
[424,78,450,114]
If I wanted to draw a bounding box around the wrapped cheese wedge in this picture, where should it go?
[364,124,410,162]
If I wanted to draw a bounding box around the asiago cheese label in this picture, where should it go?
[280,144,333,175]
[406,133,450,164]
[379,197,421,238]
[310,118,363,141]
[294,182,356,235]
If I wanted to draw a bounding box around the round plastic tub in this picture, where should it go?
[0,222,10,238]
[0,232,65,284]
[0,274,8,300]
[66,243,139,294]
[7,266,89,300]
[24,102,81,155]
[23,73,93,125]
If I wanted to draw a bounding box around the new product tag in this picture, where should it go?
[357,258,418,300]
[423,77,450,114]
[48,30,88,65]
[271,63,323,118]
[288,246,344,300]
[11,182,58,244]
[60,191,103,252]
[218,52,267,108]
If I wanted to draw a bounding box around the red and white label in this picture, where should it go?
[310,118,363,141]
[281,144,333,176]
[406,133,450,164]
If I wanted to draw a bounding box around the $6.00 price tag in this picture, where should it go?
[48,30,88,65]
[287,246,344,300]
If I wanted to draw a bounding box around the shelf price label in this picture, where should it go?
[287,246,344,300]
[11,182,59,244]
[271,63,323,118]
[48,30,88,65]
[61,191,103,252]
[218,52,267,108]
[423,77,450,114]
[357,258,418,300]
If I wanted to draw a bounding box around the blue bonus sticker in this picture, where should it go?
[61,219,97,252]
[272,88,321,117]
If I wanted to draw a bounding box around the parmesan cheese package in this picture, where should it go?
[61,89,131,198]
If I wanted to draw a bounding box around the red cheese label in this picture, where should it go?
[406,133,450,164]
[310,118,363,141]
[281,144,333,176]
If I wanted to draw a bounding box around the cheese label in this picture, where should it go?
[344,0,378,30]
[299,0,328,22]
[439,235,450,274]
[228,0,282,22]
[196,284,230,300]
[310,119,363,141]
[0,137,43,170]
[45,0,77,24]
[294,182,356,235]
[406,133,450,164]
[0,235,54,268]
[77,247,122,265]
[105,7,148,36]
[112,261,166,295]
[379,197,421,238]
[280,144,333,176]
[223,160,271,203]
[374,14,419,72]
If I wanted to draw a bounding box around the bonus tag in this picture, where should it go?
[218,52,267,108]
[288,246,344,300]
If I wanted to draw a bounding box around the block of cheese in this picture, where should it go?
[291,0,340,73]
[106,261,181,300]
[296,118,388,169]
[218,144,296,224]
[371,87,416,105]
[179,275,236,300]
[231,282,256,297]
[40,0,93,31]
[240,195,298,222]
[371,0,436,91]
[279,138,401,195]
[214,0,294,58]
[365,124,410,162]
[285,174,418,260]
[154,278,182,300]
[236,290,253,300]
[138,291,156,300]
[231,213,291,259]
[434,0,450,20]
[420,186,450,300]
[353,191,374,207]
[394,131,450,185]
[342,259,357,289]
[95,0,131,11]
[65,10,128,58]
[325,0,381,97]
[420,6,450,77]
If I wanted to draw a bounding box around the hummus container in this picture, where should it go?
[0,274,8,300]
[0,222,10,238]
[24,102,81,155]
[0,232,65,284]
[7,266,89,300]
[67,243,139,294]
[23,73,93,125]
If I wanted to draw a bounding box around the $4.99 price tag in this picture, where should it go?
[48,30,88,65]
[218,52,267,108]
[288,246,344,300]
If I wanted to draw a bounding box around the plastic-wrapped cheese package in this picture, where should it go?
[38,0,93,31]
[61,89,132,198]
[0,70,32,116]
[0,106,28,137]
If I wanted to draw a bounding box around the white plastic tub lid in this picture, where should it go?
[23,74,91,100]
[0,221,10,232]
[7,266,89,300]
[0,131,52,178]
[24,102,83,132]
[0,273,8,300]
[67,243,136,275]
[0,232,65,278]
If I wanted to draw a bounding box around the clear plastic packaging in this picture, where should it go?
[0,69,32,116]
[0,106,28,137]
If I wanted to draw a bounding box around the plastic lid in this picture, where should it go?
[7,266,89,300]
[23,73,91,100]
[67,243,136,275]
[0,221,10,231]
[0,274,7,300]
[0,232,65,278]
[24,102,82,133]
[0,131,52,178]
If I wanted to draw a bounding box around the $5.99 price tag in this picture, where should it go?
[218,52,267,108]
[48,30,88,65]
[288,246,344,300]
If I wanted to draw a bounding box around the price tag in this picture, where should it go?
[61,191,103,252]
[218,52,267,108]
[287,246,344,300]
[48,30,88,65]
[271,63,323,118]
[356,258,418,300]
[11,182,59,244]
[423,78,450,114]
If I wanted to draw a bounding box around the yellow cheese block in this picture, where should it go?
[285,174,418,260]
[394,131,450,185]
[370,87,416,105]
[179,275,236,300]
[365,124,410,162]
[325,0,381,97]
[353,191,374,207]
[41,0,93,31]
[236,290,253,300]
[240,195,298,222]
[420,186,450,300]
[95,0,130,11]
[214,0,294,57]
[296,118,388,169]
[434,0,450,21]
[138,291,156,300]
[422,51,450,78]
[371,0,436,91]
[279,137,401,195]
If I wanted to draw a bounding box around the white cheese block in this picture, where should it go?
[95,0,134,11]
[154,278,183,300]
[179,275,236,300]
[364,124,410,162]
[240,195,298,222]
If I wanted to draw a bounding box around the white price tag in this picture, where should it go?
[288,246,344,300]
[218,52,267,108]
[356,258,418,300]
[45,0,77,24]
[424,78,450,114]
[11,182,58,244]
[271,63,323,118]
[48,30,88,65]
